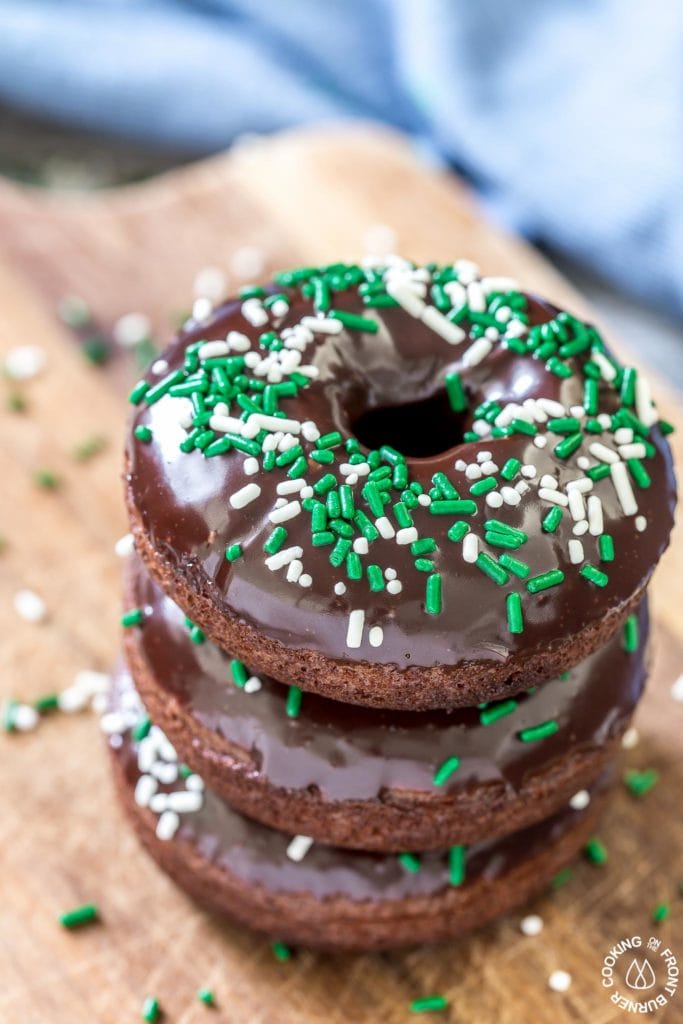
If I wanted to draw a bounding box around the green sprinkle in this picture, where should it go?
[411,537,437,556]
[433,756,461,786]
[313,473,337,495]
[598,534,615,562]
[500,458,521,481]
[547,416,581,434]
[225,543,243,562]
[449,845,466,887]
[527,569,564,593]
[430,499,476,515]
[584,837,608,865]
[622,613,639,652]
[134,424,153,444]
[286,686,302,718]
[470,477,497,496]
[518,720,559,742]
[586,463,611,482]
[59,903,99,929]
[398,852,421,873]
[73,434,107,462]
[264,526,288,554]
[445,372,467,412]
[652,903,670,924]
[475,552,509,586]
[542,506,563,533]
[498,553,530,579]
[621,366,637,406]
[197,988,215,1006]
[425,573,442,615]
[34,693,59,713]
[132,715,152,741]
[554,432,583,459]
[317,431,343,450]
[506,592,524,634]
[580,564,609,587]
[624,768,659,797]
[447,521,470,543]
[627,458,651,489]
[551,866,573,889]
[367,564,385,591]
[141,997,160,1023]
[230,659,249,688]
[479,699,518,725]
[190,624,206,645]
[328,309,378,333]
[410,995,449,1013]
[509,417,537,436]
[121,608,144,628]
[659,419,675,435]
[271,941,292,961]
[34,468,60,490]
[7,392,27,413]
[179,763,192,779]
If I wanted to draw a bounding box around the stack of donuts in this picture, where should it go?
[108,258,675,950]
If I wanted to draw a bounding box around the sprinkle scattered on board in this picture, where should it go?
[58,904,99,929]
[547,970,572,993]
[410,994,449,1013]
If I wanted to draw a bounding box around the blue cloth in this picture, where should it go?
[1,0,682,318]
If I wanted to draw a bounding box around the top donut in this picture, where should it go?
[124,257,676,710]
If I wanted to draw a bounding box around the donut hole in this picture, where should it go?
[351,389,467,459]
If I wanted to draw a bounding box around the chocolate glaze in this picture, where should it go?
[110,662,606,902]
[126,281,675,680]
[127,557,647,802]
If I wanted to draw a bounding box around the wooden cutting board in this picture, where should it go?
[0,125,681,1024]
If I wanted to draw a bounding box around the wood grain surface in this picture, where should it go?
[0,125,681,1024]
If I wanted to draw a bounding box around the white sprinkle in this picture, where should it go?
[569,789,591,810]
[151,761,178,785]
[134,775,158,808]
[472,419,491,437]
[568,539,584,564]
[533,435,547,448]
[455,458,467,471]
[265,546,303,572]
[166,790,203,814]
[570,405,586,420]
[548,970,572,993]
[481,275,519,294]
[566,477,593,493]
[537,398,566,418]
[417,493,431,506]
[210,413,248,435]
[670,674,683,703]
[476,450,492,464]
[375,516,395,539]
[198,339,230,360]
[286,834,314,862]
[243,457,259,476]
[622,726,639,749]
[13,589,47,623]
[396,527,418,545]
[193,265,227,302]
[113,312,151,348]
[353,537,369,555]
[277,433,299,451]
[501,487,521,506]
[12,703,39,731]
[597,413,612,428]
[635,515,647,532]
[286,559,303,584]
[568,488,586,522]
[614,428,634,445]
[244,676,262,694]
[463,533,479,563]
[485,491,504,508]
[57,686,89,713]
[149,793,168,814]
[229,483,261,510]
[611,462,637,516]
[74,670,110,698]
[246,413,301,436]
[186,774,205,792]
[577,456,591,471]
[462,338,493,367]
[480,460,498,476]
[301,420,320,442]
[444,280,467,309]
[521,465,537,479]
[114,533,135,558]
[538,488,568,507]
[299,574,313,588]
[385,279,426,317]
[540,474,558,490]
[300,486,314,500]
[466,281,486,312]
[635,375,658,427]
[484,326,500,341]
[277,478,305,495]
[5,343,47,381]
[192,297,214,322]
[301,315,343,335]
[520,914,544,937]
[156,810,180,841]
[524,398,547,423]
[334,581,346,596]
[618,443,647,460]
[573,520,589,536]
[387,579,403,595]
[384,567,397,580]
[592,351,617,382]
[226,330,251,352]
[268,500,301,524]
[100,711,127,735]
[346,609,365,649]
[515,481,530,496]
[465,464,482,480]
[420,305,465,344]
[454,258,480,283]
[241,297,268,327]
[587,495,604,535]
[369,626,384,648]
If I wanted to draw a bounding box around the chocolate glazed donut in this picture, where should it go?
[124,555,647,851]
[124,259,676,709]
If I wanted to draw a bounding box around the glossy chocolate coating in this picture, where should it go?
[126,284,675,674]
[127,557,647,801]
[110,663,604,902]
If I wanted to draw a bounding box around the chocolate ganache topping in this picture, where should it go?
[125,557,647,802]
[125,258,675,700]
[108,662,605,903]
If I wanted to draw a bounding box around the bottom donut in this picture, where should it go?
[106,661,611,952]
